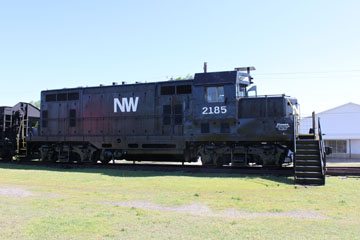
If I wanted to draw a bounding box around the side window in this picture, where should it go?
[68,92,79,101]
[45,94,56,102]
[236,84,246,99]
[205,86,224,103]
[176,85,192,94]
[161,86,175,95]
[57,93,68,101]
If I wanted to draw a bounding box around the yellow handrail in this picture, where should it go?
[16,119,26,154]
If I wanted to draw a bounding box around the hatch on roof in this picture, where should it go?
[194,71,238,85]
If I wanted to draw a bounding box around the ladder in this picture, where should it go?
[15,104,29,160]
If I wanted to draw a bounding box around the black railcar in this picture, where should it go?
[0,103,40,161]
[26,67,298,167]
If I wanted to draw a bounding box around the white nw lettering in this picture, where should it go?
[114,97,139,113]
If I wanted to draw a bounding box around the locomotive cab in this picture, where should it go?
[190,67,297,167]
[191,67,256,138]
[192,70,240,137]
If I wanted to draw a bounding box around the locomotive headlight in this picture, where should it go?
[238,76,250,82]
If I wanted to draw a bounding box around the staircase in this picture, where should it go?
[294,137,325,185]
[293,112,327,185]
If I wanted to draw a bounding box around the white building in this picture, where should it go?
[301,103,360,159]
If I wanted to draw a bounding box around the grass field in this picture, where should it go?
[0,163,360,240]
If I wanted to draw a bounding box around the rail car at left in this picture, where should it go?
[0,103,40,161]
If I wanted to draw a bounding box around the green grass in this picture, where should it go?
[0,163,360,239]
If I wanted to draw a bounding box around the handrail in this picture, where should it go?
[245,94,289,98]
[293,114,297,170]
[318,117,326,179]
[16,119,25,154]
[312,112,316,138]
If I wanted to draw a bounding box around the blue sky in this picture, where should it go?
[1,0,359,115]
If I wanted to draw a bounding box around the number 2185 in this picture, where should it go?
[202,106,227,115]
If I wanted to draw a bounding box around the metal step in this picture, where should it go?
[295,165,321,171]
[295,177,325,185]
[295,159,321,166]
[298,134,316,140]
[295,154,320,160]
[296,149,319,155]
[295,171,323,178]
[297,139,318,143]
[296,142,318,147]
[296,145,318,151]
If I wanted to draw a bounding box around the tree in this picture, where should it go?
[29,100,41,109]
[168,74,194,80]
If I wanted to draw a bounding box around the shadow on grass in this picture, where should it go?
[0,162,294,185]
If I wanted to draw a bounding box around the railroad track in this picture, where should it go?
[1,161,360,177]
[2,160,294,176]
[326,167,360,176]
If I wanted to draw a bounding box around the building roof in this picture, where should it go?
[318,102,360,115]
[316,102,360,139]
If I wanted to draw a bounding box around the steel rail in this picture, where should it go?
[1,162,359,177]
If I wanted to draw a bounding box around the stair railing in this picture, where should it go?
[312,112,316,138]
[318,117,326,179]
[293,114,297,170]
[16,119,25,155]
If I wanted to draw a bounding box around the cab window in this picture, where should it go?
[236,84,247,99]
[205,86,224,103]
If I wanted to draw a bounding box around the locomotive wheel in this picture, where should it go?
[91,150,101,164]
[100,159,111,164]
[50,152,58,162]
[201,155,224,168]
[2,153,13,162]
[215,157,224,168]
[69,152,81,163]
[1,149,13,162]
[200,154,214,168]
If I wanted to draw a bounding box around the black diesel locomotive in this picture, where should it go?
[3,67,299,167]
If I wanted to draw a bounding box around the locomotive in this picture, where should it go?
[1,67,299,167]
